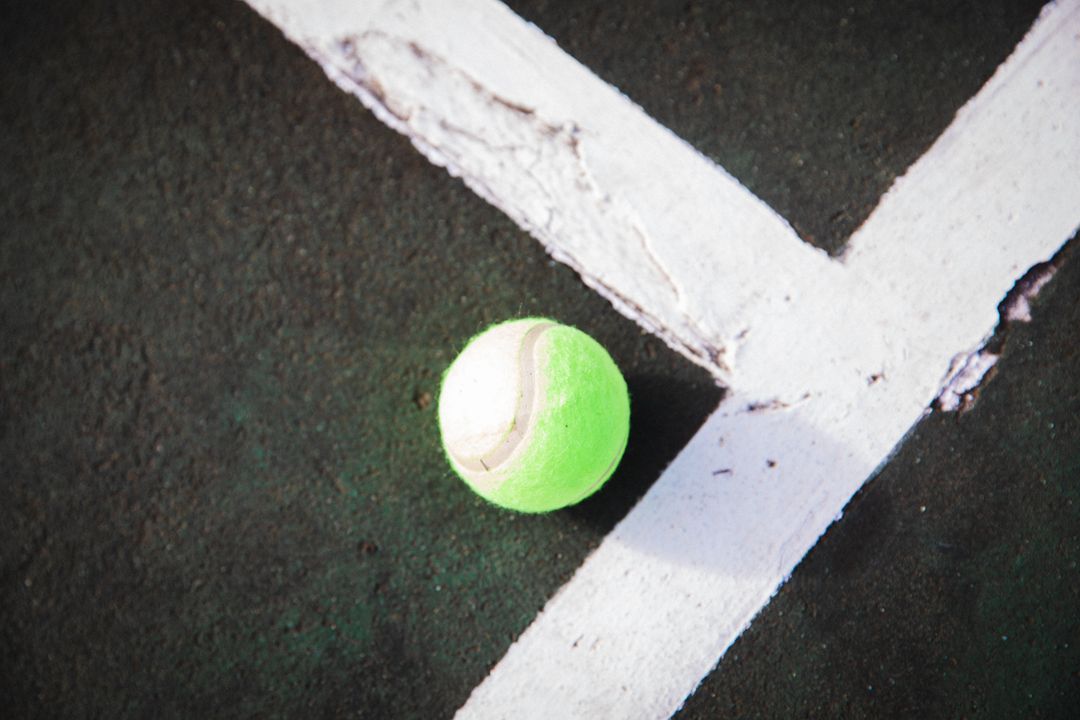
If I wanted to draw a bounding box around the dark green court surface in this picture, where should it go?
[2,0,1076,718]
[1,2,719,716]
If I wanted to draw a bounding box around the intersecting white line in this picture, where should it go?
[244,0,1080,717]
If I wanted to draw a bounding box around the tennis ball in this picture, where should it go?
[438,318,630,513]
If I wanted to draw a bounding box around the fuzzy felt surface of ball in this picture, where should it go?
[438,318,630,513]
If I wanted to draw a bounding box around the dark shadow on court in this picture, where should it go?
[566,372,724,530]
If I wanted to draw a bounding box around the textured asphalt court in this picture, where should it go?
[2,0,1078,718]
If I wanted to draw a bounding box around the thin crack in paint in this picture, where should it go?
[569,134,729,369]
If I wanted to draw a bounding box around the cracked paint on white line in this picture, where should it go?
[244,0,835,383]
[242,0,1080,718]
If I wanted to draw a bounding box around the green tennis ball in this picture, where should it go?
[438,318,630,513]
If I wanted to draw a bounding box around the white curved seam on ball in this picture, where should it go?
[450,321,555,490]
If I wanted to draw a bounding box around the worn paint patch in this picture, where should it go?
[936,258,1062,413]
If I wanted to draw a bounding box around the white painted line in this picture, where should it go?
[243,0,1080,717]
[243,0,832,384]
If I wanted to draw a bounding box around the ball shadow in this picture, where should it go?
[565,372,725,531]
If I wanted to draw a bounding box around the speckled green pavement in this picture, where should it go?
[2,1,1077,718]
